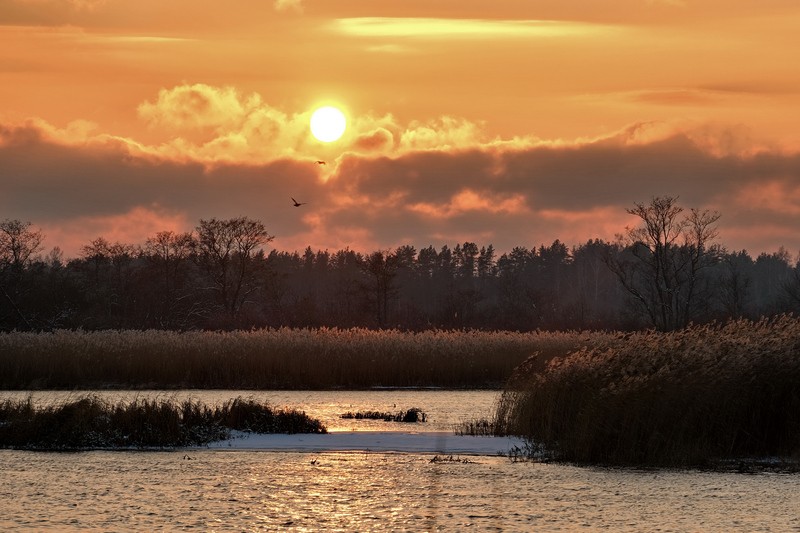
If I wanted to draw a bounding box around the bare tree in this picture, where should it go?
[605,196,721,331]
[0,219,44,329]
[193,217,273,318]
[0,219,43,271]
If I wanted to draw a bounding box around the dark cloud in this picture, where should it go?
[0,123,321,246]
[3,120,800,258]
[336,149,499,202]
[352,128,394,152]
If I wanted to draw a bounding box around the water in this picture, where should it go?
[2,390,800,531]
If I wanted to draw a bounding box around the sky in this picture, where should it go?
[2,0,800,259]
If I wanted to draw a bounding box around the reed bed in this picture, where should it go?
[496,316,800,467]
[0,327,610,389]
[0,395,326,450]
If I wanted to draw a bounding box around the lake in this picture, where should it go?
[1,390,799,531]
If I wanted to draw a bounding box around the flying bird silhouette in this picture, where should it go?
[291,197,306,207]
[315,160,326,165]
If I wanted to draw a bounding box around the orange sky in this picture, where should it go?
[2,0,800,258]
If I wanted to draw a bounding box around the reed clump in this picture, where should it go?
[0,328,609,389]
[454,418,504,436]
[0,395,326,450]
[495,316,800,467]
[341,407,427,422]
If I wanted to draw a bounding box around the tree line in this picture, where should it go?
[2,197,799,332]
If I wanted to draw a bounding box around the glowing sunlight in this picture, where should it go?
[310,106,347,143]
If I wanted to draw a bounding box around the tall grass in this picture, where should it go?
[0,395,326,450]
[496,316,800,467]
[0,328,612,389]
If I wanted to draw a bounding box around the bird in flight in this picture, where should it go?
[315,160,326,165]
[292,197,307,207]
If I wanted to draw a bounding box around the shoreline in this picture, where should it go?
[199,430,527,456]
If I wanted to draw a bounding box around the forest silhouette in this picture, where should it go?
[1,197,799,333]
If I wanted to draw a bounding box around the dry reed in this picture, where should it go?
[496,316,800,467]
[0,328,610,389]
[0,395,326,450]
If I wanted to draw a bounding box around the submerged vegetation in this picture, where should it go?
[0,327,612,389]
[0,395,326,450]
[496,316,800,468]
[341,407,427,423]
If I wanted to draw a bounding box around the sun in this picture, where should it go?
[310,106,347,142]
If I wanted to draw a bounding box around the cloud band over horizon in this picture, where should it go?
[2,83,799,260]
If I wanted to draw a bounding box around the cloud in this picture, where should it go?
[734,180,800,217]
[407,189,529,219]
[274,0,302,13]
[399,117,486,151]
[630,89,721,107]
[66,0,106,10]
[365,44,417,54]
[131,84,494,163]
[137,84,257,131]
[353,128,395,153]
[135,83,316,162]
[320,125,800,253]
[4,105,800,259]
[333,18,617,39]
[41,206,189,257]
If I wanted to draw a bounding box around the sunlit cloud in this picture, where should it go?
[274,0,303,14]
[80,35,194,44]
[536,207,640,245]
[333,18,617,39]
[138,84,259,131]
[40,206,189,258]
[365,44,417,54]
[135,83,316,162]
[592,120,772,158]
[11,0,107,10]
[399,117,486,151]
[131,84,494,163]
[0,117,98,145]
[735,180,800,217]
[408,189,528,219]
